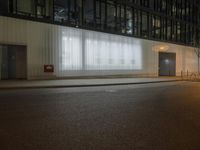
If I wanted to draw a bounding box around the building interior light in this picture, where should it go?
[160,47,165,50]
[152,45,169,52]
[61,29,143,71]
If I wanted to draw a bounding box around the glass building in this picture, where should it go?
[0,0,200,79]
[1,0,199,46]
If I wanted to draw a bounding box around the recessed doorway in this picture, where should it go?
[159,52,176,76]
[0,45,27,80]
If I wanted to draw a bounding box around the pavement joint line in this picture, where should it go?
[0,79,184,90]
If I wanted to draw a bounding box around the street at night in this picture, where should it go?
[0,81,200,150]
[1,0,200,149]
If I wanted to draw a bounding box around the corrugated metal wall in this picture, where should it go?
[0,16,198,79]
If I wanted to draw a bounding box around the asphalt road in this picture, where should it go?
[0,81,200,150]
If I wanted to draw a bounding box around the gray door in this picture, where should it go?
[159,52,176,76]
[7,46,16,79]
[15,46,27,79]
[1,45,27,80]
[1,46,8,79]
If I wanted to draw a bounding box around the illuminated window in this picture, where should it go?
[61,28,142,71]
[85,31,142,70]
[61,29,82,70]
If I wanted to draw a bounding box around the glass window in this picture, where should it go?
[120,5,126,34]
[95,0,101,28]
[61,29,82,70]
[4,0,200,47]
[101,1,106,30]
[126,7,133,35]
[16,0,36,16]
[54,0,69,22]
[180,23,186,43]
[161,18,166,40]
[0,1,9,14]
[166,0,172,16]
[115,4,128,34]
[133,9,140,36]
[166,20,172,40]
[10,0,52,18]
[83,0,94,27]
[141,11,148,38]
[85,31,142,70]
[116,4,121,33]
[171,21,176,41]
[161,0,166,13]
[141,0,149,7]
[149,0,154,9]
[172,1,176,17]
[54,0,81,25]
[151,15,161,39]
[177,22,181,42]
[106,1,116,32]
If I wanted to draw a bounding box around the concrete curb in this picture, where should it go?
[0,79,183,90]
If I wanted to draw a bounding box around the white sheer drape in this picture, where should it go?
[61,28,142,71]
[61,29,82,70]
[85,31,142,70]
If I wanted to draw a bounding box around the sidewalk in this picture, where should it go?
[0,77,183,89]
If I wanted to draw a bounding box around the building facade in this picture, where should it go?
[0,0,200,79]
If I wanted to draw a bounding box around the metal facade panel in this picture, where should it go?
[0,16,198,79]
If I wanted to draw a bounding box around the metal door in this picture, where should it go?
[0,45,27,80]
[8,46,17,79]
[159,52,176,76]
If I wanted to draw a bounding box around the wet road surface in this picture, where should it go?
[0,82,200,150]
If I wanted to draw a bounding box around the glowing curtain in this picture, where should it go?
[85,31,142,70]
[61,28,142,71]
[61,29,82,70]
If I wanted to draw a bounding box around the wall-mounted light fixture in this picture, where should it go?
[152,45,169,52]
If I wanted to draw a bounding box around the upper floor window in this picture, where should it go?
[0,1,9,14]
[140,0,149,7]
[9,0,52,19]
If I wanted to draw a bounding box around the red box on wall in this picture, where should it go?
[44,65,54,73]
